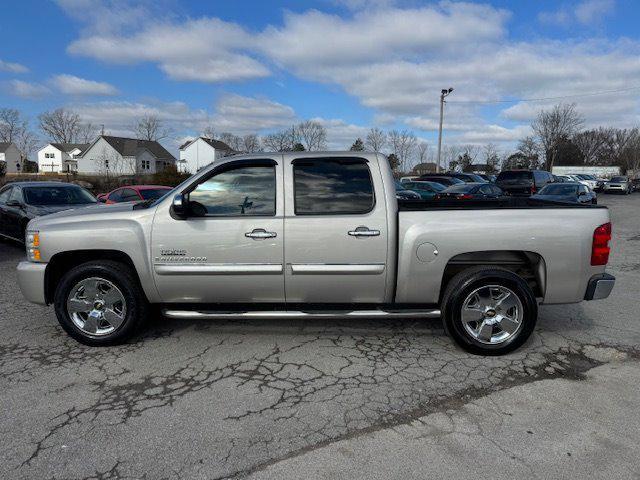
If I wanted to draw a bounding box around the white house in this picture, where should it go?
[0,142,23,174]
[37,143,90,174]
[77,136,176,176]
[178,137,232,174]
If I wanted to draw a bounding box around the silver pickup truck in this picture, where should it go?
[17,152,615,355]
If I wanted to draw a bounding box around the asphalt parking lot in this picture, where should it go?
[1,193,639,480]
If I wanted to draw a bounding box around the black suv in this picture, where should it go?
[496,170,554,196]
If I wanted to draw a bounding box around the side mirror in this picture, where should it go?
[97,196,107,203]
[171,193,188,218]
[6,200,23,208]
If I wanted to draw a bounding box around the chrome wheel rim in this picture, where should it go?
[461,285,523,345]
[66,277,127,336]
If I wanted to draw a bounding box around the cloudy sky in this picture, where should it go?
[1,0,639,152]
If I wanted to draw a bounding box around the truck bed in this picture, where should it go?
[398,197,606,211]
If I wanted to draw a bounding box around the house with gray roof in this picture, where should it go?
[37,142,90,173]
[178,137,232,174]
[77,136,176,176]
[0,142,23,174]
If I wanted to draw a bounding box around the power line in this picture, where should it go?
[446,86,640,105]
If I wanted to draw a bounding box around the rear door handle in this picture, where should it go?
[348,227,380,237]
[245,228,277,239]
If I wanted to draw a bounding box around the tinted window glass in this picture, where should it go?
[443,183,477,193]
[539,184,578,195]
[120,189,140,201]
[293,159,374,215]
[189,164,275,216]
[23,186,96,205]
[109,189,124,202]
[9,188,23,203]
[611,176,627,182]
[497,171,532,182]
[0,187,13,204]
[139,188,171,200]
[479,185,492,194]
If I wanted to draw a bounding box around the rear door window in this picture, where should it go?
[108,189,124,202]
[0,187,13,204]
[293,158,374,215]
[120,188,140,202]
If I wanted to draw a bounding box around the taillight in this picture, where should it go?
[530,185,536,194]
[591,222,612,266]
[459,194,473,200]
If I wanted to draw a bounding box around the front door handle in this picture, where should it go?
[348,227,380,237]
[245,228,277,239]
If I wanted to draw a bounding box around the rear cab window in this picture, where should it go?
[497,171,532,182]
[292,158,374,215]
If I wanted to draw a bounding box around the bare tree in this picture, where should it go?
[297,120,327,151]
[601,128,635,167]
[365,127,387,153]
[0,108,39,162]
[620,129,640,174]
[515,136,541,169]
[77,122,98,144]
[0,108,26,142]
[262,131,291,152]
[218,132,243,152]
[39,108,82,143]
[202,125,216,139]
[444,145,462,171]
[483,143,500,173]
[532,103,584,170]
[389,129,417,172]
[416,142,429,164]
[573,128,610,165]
[134,115,171,141]
[242,134,261,153]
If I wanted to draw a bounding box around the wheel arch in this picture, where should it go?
[439,250,546,303]
[45,250,147,304]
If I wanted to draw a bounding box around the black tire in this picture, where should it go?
[54,260,148,346]
[441,267,538,355]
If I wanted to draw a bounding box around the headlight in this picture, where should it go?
[26,230,42,262]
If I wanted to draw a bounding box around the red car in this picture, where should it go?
[97,185,172,204]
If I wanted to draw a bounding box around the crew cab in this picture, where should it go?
[17,152,615,355]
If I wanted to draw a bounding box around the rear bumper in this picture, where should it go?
[17,261,48,305]
[584,273,615,301]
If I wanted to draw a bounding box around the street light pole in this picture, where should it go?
[436,87,453,173]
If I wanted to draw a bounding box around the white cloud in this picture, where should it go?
[56,2,640,146]
[5,80,50,99]
[0,59,28,73]
[66,16,269,83]
[538,0,615,26]
[51,74,118,96]
[209,94,297,134]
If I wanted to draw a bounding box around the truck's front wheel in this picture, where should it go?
[441,267,537,355]
[53,260,148,346]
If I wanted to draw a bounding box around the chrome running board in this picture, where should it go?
[162,308,441,320]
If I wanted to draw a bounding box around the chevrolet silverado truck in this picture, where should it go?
[17,152,615,355]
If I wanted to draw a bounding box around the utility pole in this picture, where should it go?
[436,87,454,173]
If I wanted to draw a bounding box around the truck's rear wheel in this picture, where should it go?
[441,267,537,355]
[53,260,147,346]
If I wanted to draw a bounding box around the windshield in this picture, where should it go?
[443,183,478,193]
[23,186,96,206]
[497,171,532,181]
[139,188,172,200]
[579,174,596,180]
[407,181,446,191]
[539,184,578,195]
[610,176,627,182]
[394,180,407,191]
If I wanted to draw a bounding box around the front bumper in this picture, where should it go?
[17,261,48,305]
[584,273,615,301]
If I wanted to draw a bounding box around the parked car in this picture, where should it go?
[568,173,598,190]
[532,183,597,204]
[603,176,632,194]
[17,152,614,355]
[417,175,464,187]
[475,173,497,182]
[0,182,96,243]
[98,185,173,204]
[401,180,446,199]
[435,182,504,200]
[446,172,488,183]
[554,175,573,183]
[399,176,419,183]
[496,170,554,196]
[595,179,608,192]
[394,181,421,200]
